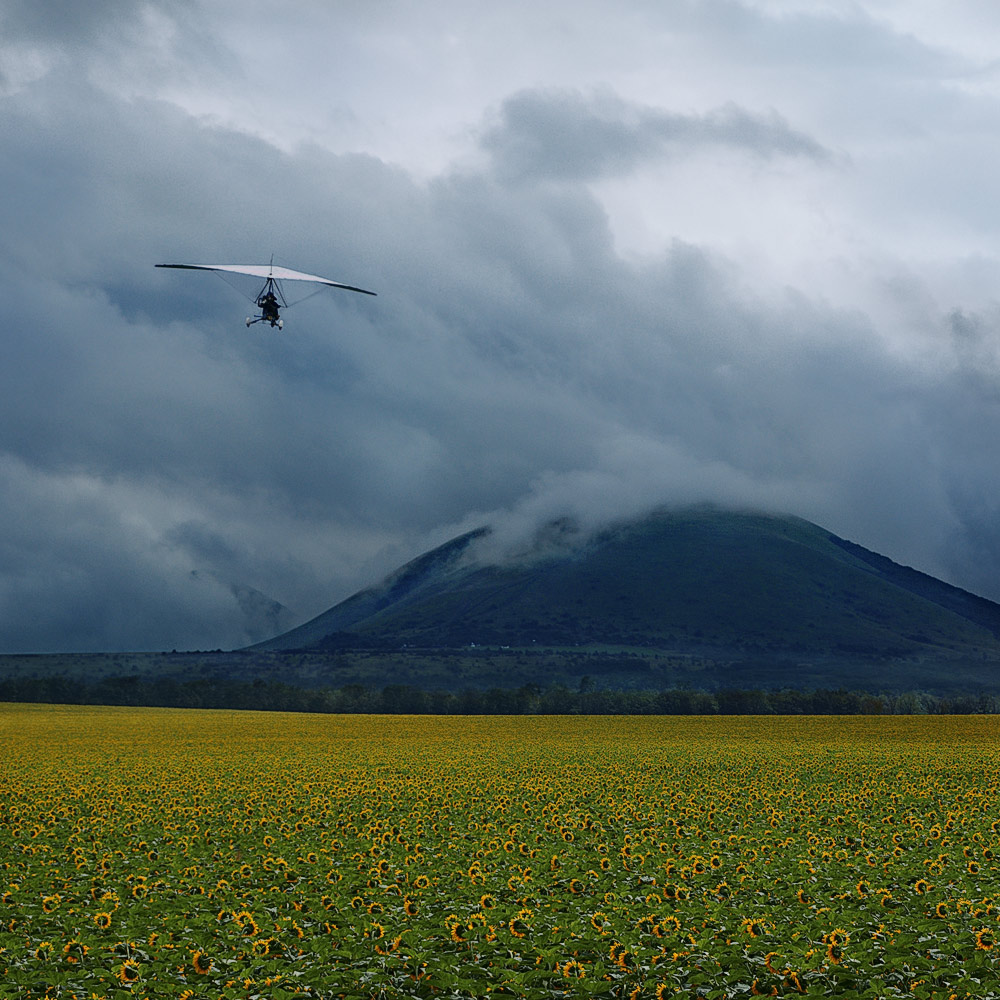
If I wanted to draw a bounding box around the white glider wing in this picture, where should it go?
[155,263,377,296]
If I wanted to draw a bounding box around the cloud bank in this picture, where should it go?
[481,88,831,183]
[4,2,1000,651]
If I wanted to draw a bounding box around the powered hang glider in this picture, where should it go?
[155,261,376,328]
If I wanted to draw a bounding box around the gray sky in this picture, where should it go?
[5,0,1000,652]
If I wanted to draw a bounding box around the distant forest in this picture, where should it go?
[2,674,998,715]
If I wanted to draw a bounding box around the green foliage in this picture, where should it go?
[0,669,997,714]
[4,711,1000,996]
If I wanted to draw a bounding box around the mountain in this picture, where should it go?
[248,506,1000,693]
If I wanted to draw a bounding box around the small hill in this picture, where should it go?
[248,506,1000,693]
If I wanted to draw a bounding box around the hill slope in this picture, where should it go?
[251,508,1000,686]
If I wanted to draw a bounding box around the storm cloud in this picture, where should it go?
[480,88,831,183]
[4,1,1000,651]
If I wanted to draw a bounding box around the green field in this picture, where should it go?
[2,705,999,997]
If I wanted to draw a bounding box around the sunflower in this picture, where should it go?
[192,950,213,975]
[826,943,844,964]
[117,959,141,983]
[93,911,112,930]
[615,948,638,973]
[234,910,259,936]
[376,933,404,955]
[479,893,496,910]
[786,971,805,994]
[590,911,608,933]
[41,894,60,913]
[413,875,431,890]
[654,985,672,999]
[934,901,949,918]
[976,928,995,951]
[914,879,931,894]
[508,917,529,938]
[252,938,271,956]
[63,939,88,964]
[561,959,585,978]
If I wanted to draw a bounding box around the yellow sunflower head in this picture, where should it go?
[117,959,141,983]
[62,939,88,964]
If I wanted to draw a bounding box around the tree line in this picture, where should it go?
[1,674,998,714]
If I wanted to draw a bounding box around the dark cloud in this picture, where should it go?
[0,0,150,45]
[479,88,831,183]
[4,49,1000,652]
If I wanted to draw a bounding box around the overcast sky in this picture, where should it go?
[5,0,1000,652]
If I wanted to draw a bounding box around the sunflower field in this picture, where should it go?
[2,704,1000,999]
